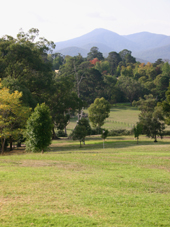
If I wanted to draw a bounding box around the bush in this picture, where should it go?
[57,130,67,137]
[108,129,133,136]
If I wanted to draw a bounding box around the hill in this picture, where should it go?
[54,28,170,62]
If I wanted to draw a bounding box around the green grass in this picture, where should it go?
[1,136,170,226]
[66,105,140,135]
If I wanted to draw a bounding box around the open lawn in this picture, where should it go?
[0,136,170,226]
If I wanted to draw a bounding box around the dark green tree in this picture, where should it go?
[72,124,87,147]
[0,28,55,104]
[133,94,165,142]
[25,103,53,153]
[133,122,143,144]
[101,129,109,140]
[162,83,170,125]
[118,76,143,104]
[107,51,122,76]
[87,46,104,61]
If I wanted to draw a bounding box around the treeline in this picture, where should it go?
[0,28,170,153]
[48,46,170,105]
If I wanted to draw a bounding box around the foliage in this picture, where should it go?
[0,82,31,153]
[25,103,53,153]
[88,97,111,129]
[118,76,144,104]
[133,122,143,143]
[77,117,91,135]
[107,51,122,75]
[72,124,87,147]
[162,83,170,125]
[1,76,37,108]
[0,28,55,104]
[72,118,91,146]
[133,94,165,142]
[108,129,132,136]
[87,46,104,61]
[101,129,109,140]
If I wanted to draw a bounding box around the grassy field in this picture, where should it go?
[1,136,170,226]
[66,105,141,135]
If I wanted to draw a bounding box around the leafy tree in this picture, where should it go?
[79,68,105,104]
[0,83,31,153]
[48,53,65,70]
[1,76,37,108]
[162,83,170,125]
[87,47,104,61]
[73,117,91,145]
[0,28,55,104]
[101,129,109,140]
[25,103,53,153]
[77,117,91,137]
[133,122,143,144]
[48,75,83,138]
[103,75,117,103]
[118,76,143,104]
[133,94,165,142]
[94,60,110,75]
[88,97,111,131]
[72,124,87,147]
[107,51,122,76]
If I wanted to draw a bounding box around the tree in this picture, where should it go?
[107,51,122,76]
[101,129,108,140]
[77,117,91,144]
[79,68,105,105]
[72,124,87,147]
[0,83,31,153]
[0,28,56,104]
[87,47,104,61]
[162,83,170,125]
[118,76,143,104]
[133,122,143,144]
[25,103,53,153]
[133,94,165,142]
[88,97,111,131]
[1,76,37,108]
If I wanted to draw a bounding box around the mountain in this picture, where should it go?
[54,28,170,62]
[124,32,170,51]
[133,44,170,63]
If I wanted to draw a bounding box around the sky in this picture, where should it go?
[1,0,170,42]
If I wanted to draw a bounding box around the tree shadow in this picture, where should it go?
[48,137,170,154]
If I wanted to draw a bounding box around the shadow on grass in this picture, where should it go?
[48,137,170,154]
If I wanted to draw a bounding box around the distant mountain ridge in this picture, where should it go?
[54,28,170,63]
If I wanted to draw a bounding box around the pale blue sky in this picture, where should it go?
[1,0,170,42]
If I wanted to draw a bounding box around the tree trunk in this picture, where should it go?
[64,126,67,136]
[52,127,59,140]
[1,138,6,154]
[154,135,157,142]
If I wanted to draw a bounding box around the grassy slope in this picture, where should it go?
[0,136,170,226]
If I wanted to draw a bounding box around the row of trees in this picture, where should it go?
[0,28,170,153]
